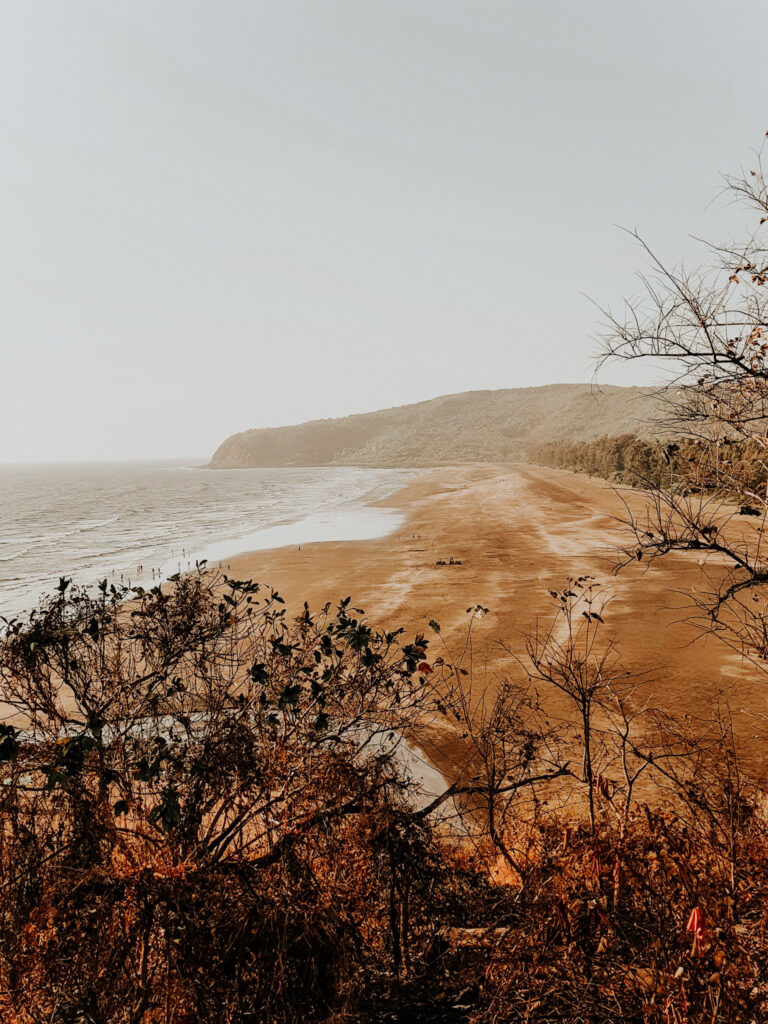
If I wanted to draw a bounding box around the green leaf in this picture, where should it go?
[134,756,160,782]
[250,662,268,685]
[278,683,302,710]
[149,787,181,833]
[44,768,70,791]
[86,710,104,740]
[0,725,19,763]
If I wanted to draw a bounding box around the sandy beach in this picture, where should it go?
[226,463,766,774]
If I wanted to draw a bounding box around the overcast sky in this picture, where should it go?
[1,1,766,461]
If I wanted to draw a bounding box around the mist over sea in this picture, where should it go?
[0,460,414,621]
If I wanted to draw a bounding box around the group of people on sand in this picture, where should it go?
[435,556,462,566]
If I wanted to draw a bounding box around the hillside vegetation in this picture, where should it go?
[531,434,768,502]
[210,384,664,468]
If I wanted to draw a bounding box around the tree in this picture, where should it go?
[0,570,570,1021]
[599,137,768,667]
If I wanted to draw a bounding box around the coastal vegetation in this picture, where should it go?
[530,433,670,487]
[530,433,768,497]
[1,572,767,1023]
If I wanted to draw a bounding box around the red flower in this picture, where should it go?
[686,906,707,941]
[418,662,432,675]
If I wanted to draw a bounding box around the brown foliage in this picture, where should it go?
[1,573,767,1022]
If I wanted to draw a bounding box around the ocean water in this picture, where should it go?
[0,460,415,621]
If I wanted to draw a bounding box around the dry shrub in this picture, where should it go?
[1,573,768,1023]
[472,803,768,1023]
[0,573,451,1022]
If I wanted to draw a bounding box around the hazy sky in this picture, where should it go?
[1,1,766,461]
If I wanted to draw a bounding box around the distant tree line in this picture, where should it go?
[529,433,666,487]
[530,433,768,499]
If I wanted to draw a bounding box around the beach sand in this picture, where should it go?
[226,463,766,774]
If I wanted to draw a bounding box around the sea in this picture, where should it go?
[0,460,416,622]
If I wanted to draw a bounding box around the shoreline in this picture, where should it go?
[159,470,418,580]
[0,465,416,621]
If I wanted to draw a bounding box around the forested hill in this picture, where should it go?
[209,384,664,468]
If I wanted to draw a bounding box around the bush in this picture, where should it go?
[1,573,767,1022]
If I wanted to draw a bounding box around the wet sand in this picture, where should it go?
[226,464,767,775]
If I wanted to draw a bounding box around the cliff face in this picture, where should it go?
[209,384,664,468]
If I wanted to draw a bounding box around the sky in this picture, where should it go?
[1,1,767,462]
